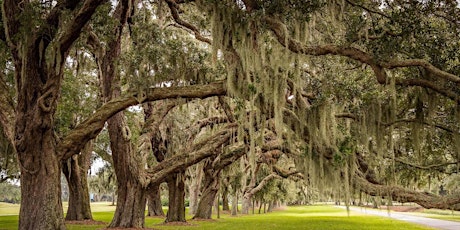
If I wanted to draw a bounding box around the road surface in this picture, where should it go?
[339,206,460,230]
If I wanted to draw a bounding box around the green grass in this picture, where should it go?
[0,204,436,230]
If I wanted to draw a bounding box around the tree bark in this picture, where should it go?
[165,171,186,223]
[106,112,147,228]
[193,158,221,219]
[242,173,280,214]
[355,176,460,210]
[188,164,203,215]
[62,142,93,221]
[222,186,230,211]
[221,176,230,211]
[267,201,273,212]
[231,192,238,216]
[147,184,165,216]
[92,0,149,227]
[1,0,105,228]
[19,147,65,229]
[241,196,252,215]
[193,143,246,219]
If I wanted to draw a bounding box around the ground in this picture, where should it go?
[2,202,451,229]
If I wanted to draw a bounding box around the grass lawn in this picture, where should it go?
[0,203,436,230]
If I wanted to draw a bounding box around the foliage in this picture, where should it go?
[0,183,20,204]
[88,163,117,202]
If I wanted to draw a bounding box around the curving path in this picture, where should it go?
[339,206,460,230]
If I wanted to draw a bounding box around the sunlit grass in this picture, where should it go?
[0,204,437,230]
[0,202,19,216]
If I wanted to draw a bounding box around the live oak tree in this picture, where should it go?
[0,0,224,229]
[171,0,460,211]
[0,1,108,229]
[58,48,100,221]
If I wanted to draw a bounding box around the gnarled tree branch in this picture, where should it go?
[354,176,460,210]
[165,0,211,44]
[57,81,227,160]
[264,16,460,102]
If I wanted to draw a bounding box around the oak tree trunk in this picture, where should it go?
[62,142,93,221]
[222,185,230,211]
[147,184,165,216]
[19,146,65,229]
[188,164,203,215]
[231,192,238,216]
[109,178,146,227]
[193,158,221,219]
[165,172,186,223]
[107,113,147,228]
[193,182,219,219]
[241,196,251,214]
[267,201,273,212]
[15,42,66,230]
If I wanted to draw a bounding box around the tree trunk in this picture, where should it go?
[193,158,221,219]
[109,178,146,227]
[355,175,460,210]
[241,196,251,214]
[222,185,230,211]
[147,184,165,216]
[19,147,65,229]
[15,48,66,230]
[267,201,273,212]
[188,164,203,215]
[62,142,93,221]
[107,113,147,228]
[2,0,105,228]
[193,181,219,219]
[231,192,238,216]
[215,194,220,218]
[165,172,186,223]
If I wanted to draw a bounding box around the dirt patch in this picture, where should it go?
[99,228,158,230]
[145,215,165,219]
[156,221,195,226]
[272,206,287,211]
[190,218,218,222]
[65,220,107,225]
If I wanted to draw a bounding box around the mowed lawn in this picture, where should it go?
[0,203,436,230]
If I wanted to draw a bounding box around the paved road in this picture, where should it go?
[339,206,460,230]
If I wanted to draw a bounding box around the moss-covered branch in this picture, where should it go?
[165,0,211,44]
[59,0,108,55]
[264,17,460,102]
[58,81,226,160]
[354,176,460,210]
[143,127,236,186]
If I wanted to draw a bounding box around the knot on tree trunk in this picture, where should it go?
[38,90,55,113]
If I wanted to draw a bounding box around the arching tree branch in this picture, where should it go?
[57,81,227,160]
[354,176,460,210]
[59,0,108,56]
[264,16,460,102]
[143,127,236,186]
[165,0,211,44]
